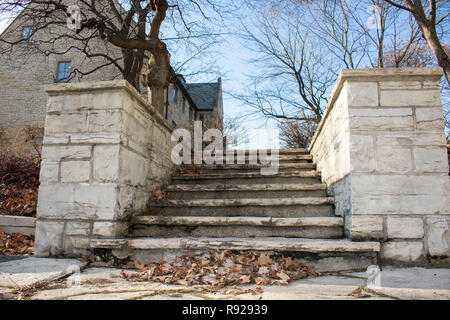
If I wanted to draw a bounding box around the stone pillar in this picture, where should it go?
[35,80,174,257]
[309,68,449,266]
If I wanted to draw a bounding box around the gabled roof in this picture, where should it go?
[185,82,219,110]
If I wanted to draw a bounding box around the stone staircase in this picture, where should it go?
[92,148,380,272]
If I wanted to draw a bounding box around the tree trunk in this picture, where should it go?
[420,24,450,84]
[142,45,170,114]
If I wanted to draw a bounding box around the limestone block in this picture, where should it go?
[71,132,121,144]
[375,145,412,173]
[376,133,445,147]
[387,217,424,239]
[349,108,413,131]
[93,145,120,182]
[37,183,118,220]
[43,134,70,144]
[42,145,91,160]
[351,216,384,240]
[60,161,90,182]
[45,113,88,133]
[61,91,125,111]
[65,221,91,236]
[380,89,441,107]
[381,241,424,263]
[426,217,450,257]
[413,147,448,173]
[119,148,147,186]
[379,81,421,90]
[47,96,64,112]
[64,236,90,251]
[34,221,64,256]
[415,107,445,131]
[92,221,128,237]
[88,110,121,133]
[352,193,446,215]
[40,160,59,184]
[349,135,375,172]
[347,82,378,107]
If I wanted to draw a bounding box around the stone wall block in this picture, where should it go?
[387,217,424,239]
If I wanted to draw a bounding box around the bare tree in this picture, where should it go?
[223,115,248,149]
[0,0,228,114]
[279,119,317,149]
[384,0,450,84]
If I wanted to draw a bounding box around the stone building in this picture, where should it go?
[0,8,223,149]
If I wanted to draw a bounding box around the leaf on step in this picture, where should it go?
[257,254,273,265]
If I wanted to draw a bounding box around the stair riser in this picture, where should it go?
[124,249,378,273]
[169,190,327,199]
[149,205,335,217]
[132,225,344,238]
[173,177,322,185]
[192,167,316,174]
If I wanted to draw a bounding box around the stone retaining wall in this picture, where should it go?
[309,68,450,266]
[34,80,175,257]
[0,215,36,236]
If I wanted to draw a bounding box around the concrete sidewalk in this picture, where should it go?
[1,256,449,300]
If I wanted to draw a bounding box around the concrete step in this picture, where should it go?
[181,162,316,174]
[132,216,344,238]
[91,237,380,272]
[148,197,335,217]
[165,183,327,199]
[218,148,309,155]
[172,171,322,185]
[92,236,379,253]
[205,154,313,164]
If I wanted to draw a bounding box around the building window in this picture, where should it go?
[172,86,178,103]
[21,26,34,43]
[189,108,192,122]
[171,120,177,128]
[205,114,211,120]
[182,97,186,114]
[57,61,71,82]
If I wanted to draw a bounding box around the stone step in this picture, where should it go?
[205,154,313,164]
[132,216,344,238]
[165,183,327,199]
[172,171,322,185]
[181,162,316,174]
[218,148,309,155]
[90,237,380,272]
[148,197,335,217]
[92,236,379,253]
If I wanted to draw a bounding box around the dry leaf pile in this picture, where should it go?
[121,250,319,287]
[152,187,174,200]
[0,149,40,217]
[0,231,34,256]
[177,164,203,174]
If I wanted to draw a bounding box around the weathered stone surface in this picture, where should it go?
[413,147,448,173]
[65,222,91,236]
[119,147,148,185]
[387,217,424,239]
[70,133,121,144]
[39,160,59,184]
[351,216,384,240]
[379,80,422,90]
[34,221,65,256]
[88,110,122,133]
[349,108,414,131]
[92,221,129,237]
[349,135,375,172]
[375,146,412,173]
[37,184,118,220]
[347,82,378,107]
[45,113,88,133]
[93,145,120,182]
[426,217,450,257]
[380,89,441,107]
[60,161,90,183]
[43,134,70,144]
[381,241,424,263]
[42,145,91,160]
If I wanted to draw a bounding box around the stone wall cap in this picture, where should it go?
[308,67,444,151]
[45,80,173,133]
